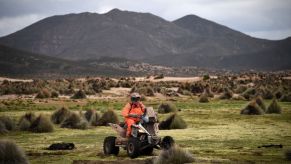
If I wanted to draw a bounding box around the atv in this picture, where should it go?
[103,107,175,158]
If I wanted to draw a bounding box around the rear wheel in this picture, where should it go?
[127,137,140,158]
[103,136,119,155]
[161,136,175,150]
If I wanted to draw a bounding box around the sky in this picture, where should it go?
[0,0,291,40]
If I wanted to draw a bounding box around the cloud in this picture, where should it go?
[0,14,46,37]
[0,0,291,39]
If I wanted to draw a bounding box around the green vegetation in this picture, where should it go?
[266,99,282,114]
[30,114,54,133]
[60,112,89,130]
[154,145,194,164]
[240,101,264,115]
[71,90,87,99]
[159,113,187,130]
[158,102,177,114]
[97,109,119,126]
[0,140,29,164]
[199,94,209,103]
[0,75,291,164]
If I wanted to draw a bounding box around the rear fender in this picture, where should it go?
[108,123,126,138]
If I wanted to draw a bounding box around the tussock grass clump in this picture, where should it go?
[203,85,214,97]
[254,96,267,111]
[0,122,8,134]
[0,116,15,131]
[159,113,187,130]
[234,85,247,94]
[19,112,36,131]
[280,94,291,102]
[61,112,88,129]
[199,94,209,103]
[84,109,101,126]
[131,86,155,96]
[30,114,54,133]
[219,88,233,99]
[154,74,164,79]
[154,145,194,164]
[0,140,29,164]
[262,88,274,99]
[35,88,51,99]
[241,88,257,100]
[266,99,282,114]
[51,107,71,124]
[158,102,177,114]
[97,109,119,126]
[285,149,291,161]
[240,101,264,115]
[51,91,59,98]
[71,90,87,99]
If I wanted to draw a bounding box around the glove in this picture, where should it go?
[128,114,139,118]
[141,115,149,123]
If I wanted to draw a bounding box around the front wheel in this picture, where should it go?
[103,136,119,155]
[161,136,175,150]
[142,146,154,155]
[127,137,140,158]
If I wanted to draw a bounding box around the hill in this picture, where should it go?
[0,44,135,78]
[0,9,290,71]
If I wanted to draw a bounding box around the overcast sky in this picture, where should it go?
[0,0,291,40]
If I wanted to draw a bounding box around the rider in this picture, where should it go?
[122,92,145,137]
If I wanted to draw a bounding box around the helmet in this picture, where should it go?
[130,92,141,102]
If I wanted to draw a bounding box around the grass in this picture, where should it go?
[0,98,291,163]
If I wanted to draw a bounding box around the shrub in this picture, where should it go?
[84,109,95,122]
[97,109,119,126]
[158,102,177,114]
[274,90,283,99]
[154,145,194,164]
[203,74,210,81]
[199,94,209,103]
[241,88,256,100]
[51,107,71,124]
[0,122,8,134]
[71,90,87,99]
[240,101,264,115]
[280,94,291,102]
[203,86,214,98]
[131,86,155,97]
[19,112,36,131]
[61,113,88,129]
[19,119,31,131]
[0,140,29,164]
[0,116,15,131]
[159,113,187,130]
[219,87,233,99]
[154,74,164,79]
[285,149,291,161]
[30,114,54,133]
[262,89,274,99]
[51,91,59,98]
[254,96,267,111]
[35,88,51,99]
[84,109,101,126]
[234,85,247,94]
[266,99,282,114]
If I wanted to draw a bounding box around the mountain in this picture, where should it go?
[0,9,191,60]
[0,44,135,78]
[0,9,290,71]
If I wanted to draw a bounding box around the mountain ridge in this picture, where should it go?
[0,8,290,71]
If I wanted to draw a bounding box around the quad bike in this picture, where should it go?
[103,107,175,158]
